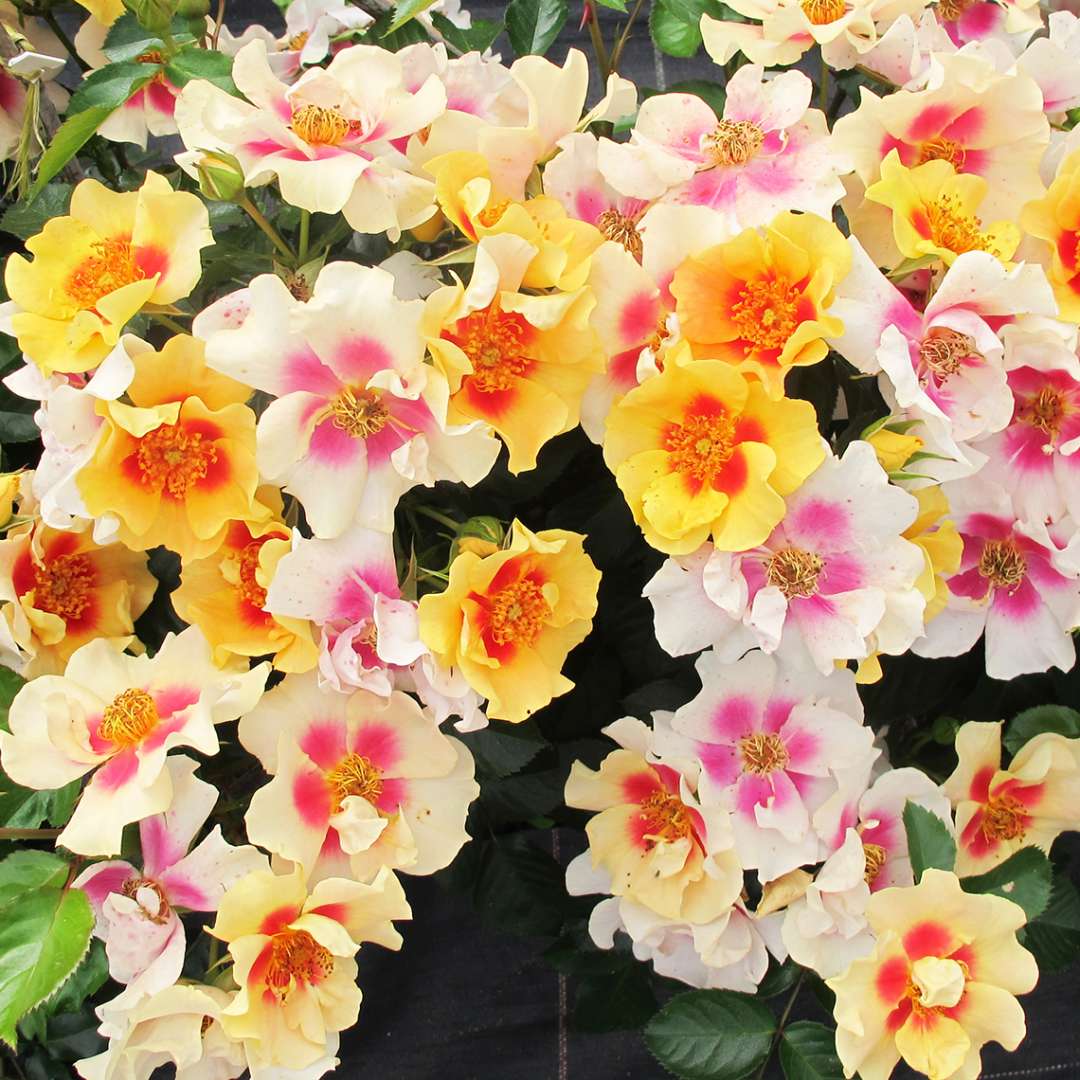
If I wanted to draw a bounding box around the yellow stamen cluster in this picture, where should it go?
[287,30,309,50]
[1023,386,1066,437]
[325,752,384,813]
[663,410,737,481]
[487,576,550,647]
[802,0,846,24]
[705,120,765,167]
[66,237,146,310]
[739,731,791,776]
[135,424,218,498]
[639,789,693,844]
[596,208,644,261]
[766,547,824,599]
[977,539,1026,591]
[291,104,353,146]
[266,929,335,1000]
[981,792,1027,841]
[99,687,159,748]
[919,329,978,382]
[31,552,94,621]
[452,304,531,394]
[330,387,390,438]
[862,842,888,885]
[917,138,966,170]
[730,277,802,352]
[935,0,976,21]
[925,195,994,257]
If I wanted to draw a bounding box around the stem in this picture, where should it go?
[608,0,646,75]
[755,971,807,1080]
[0,827,61,840]
[585,4,612,82]
[854,64,898,91]
[819,51,829,113]
[239,194,296,262]
[415,505,461,531]
[210,0,226,48]
[298,209,311,263]
[150,313,188,335]
[41,9,89,71]
[417,568,450,583]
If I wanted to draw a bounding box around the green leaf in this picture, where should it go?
[36,940,108,1019]
[1003,705,1080,756]
[102,12,165,61]
[0,669,22,730]
[0,412,40,443]
[472,835,568,937]
[460,724,545,778]
[0,184,72,240]
[388,0,439,31]
[1022,873,1080,972]
[644,990,776,1080]
[903,801,956,882]
[780,1021,843,1080]
[574,964,657,1032]
[961,846,1053,922]
[165,47,237,93]
[505,0,568,56]
[69,62,160,116]
[0,851,68,906]
[650,0,702,56]
[429,12,504,54]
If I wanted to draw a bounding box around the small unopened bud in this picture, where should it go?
[124,0,178,35]
[194,151,246,202]
[175,0,210,17]
[459,515,505,548]
[457,537,500,558]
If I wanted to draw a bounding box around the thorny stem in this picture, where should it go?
[755,970,807,1080]
[608,0,646,75]
[210,0,227,49]
[239,194,296,261]
[0,827,61,839]
[585,4,612,82]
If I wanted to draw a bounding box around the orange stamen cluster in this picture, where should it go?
[862,842,888,885]
[291,104,354,146]
[236,540,268,609]
[121,876,171,923]
[730,277,803,352]
[802,0,846,23]
[330,387,390,438]
[99,687,159,748]
[450,304,532,394]
[134,424,218,498]
[924,196,994,256]
[766,547,824,598]
[31,552,94,621]
[739,732,791,776]
[325,752,383,813]
[917,138,966,170]
[977,539,1026,591]
[705,120,765,167]
[663,410,737,481]
[980,791,1027,841]
[265,929,335,1000]
[639,788,694,844]
[487,575,550,647]
[66,237,146,311]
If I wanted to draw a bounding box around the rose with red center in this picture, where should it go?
[827,869,1037,1080]
[943,721,1080,876]
[0,519,155,676]
[0,172,210,375]
[565,717,741,923]
[195,262,498,539]
[424,233,604,473]
[671,211,851,395]
[603,356,823,556]
[0,626,267,855]
[1022,149,1080,322]
[669,649,876,882]
[209,865,410,1072]
[238,671,478,881]
[418,519,600,724]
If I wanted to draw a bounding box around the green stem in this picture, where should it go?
[417,567,450,583]
[854,63,898,91]
[608,0,646,75]
[239,195,296,262]
[298,209,311,263]
[0,827,60,840]
[755,971,807,1080]
[415,505,461,532]
[150,313,188,335]
[585,4,612,82]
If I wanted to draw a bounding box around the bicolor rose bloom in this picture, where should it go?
[0,627,268,855]
[73,756,266,1011]
[915,478,1080,678]
[424,151,602,291]
[424,234,603,473]
[1021,149,1080,322]
[669,649,876,881]
[1014,11,1080,122]
[860,151,1020,268]
[175,40,445,237]
[597,66,844,228]
[978,322,1080,526]
[943,720,1080,875]
[264,523,425,695]
[75,334,263,562]
[418,519,600,724]
[75,983,245,1080]
[195,262,499,537]
[0,518,155,676]
[565,717,742,923]
[671,211,851,395]
[0,173,211,375]
[173,510,320,673]
[829,241,1057,467]
[827,869,1037,1080]
[573,204,734,442]
[832,51,1049,220]
[603,356,824,556]
[210,866,410,1072]
[239,671,477,881]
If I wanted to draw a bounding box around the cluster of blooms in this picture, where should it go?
[1,0,1080,1074]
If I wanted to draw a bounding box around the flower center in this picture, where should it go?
[121,876,171,923]
[639,789,693,844]
[487,576,550,647]
[1022,386,1066,437]
[30,552,94,621]
[801,0,846,23]
[705,119,765,166]
[134,423,218,499]
[663,409,737,481]
[863,842,887,885]
[730,277,802,353]
[935,0,976,21]
[237,540,268,609]
[448,303,531,394]
[291,104,353,146]
[910,956,967,1011]
[325,752,383,813]
[596,208,643,261]
[977,539,1026,591]
[739,732,790,776]
[265,929,335,1000]
[66,237,146,311]
[766,547,824,599]
[981,791,1027,841]
[918,328,978,383]
[917,137,966,169]
[287,30,309,50]
[476,199,510,228]
[925,195,994,257]
[99,688,159,748]
[330,387,390,438]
